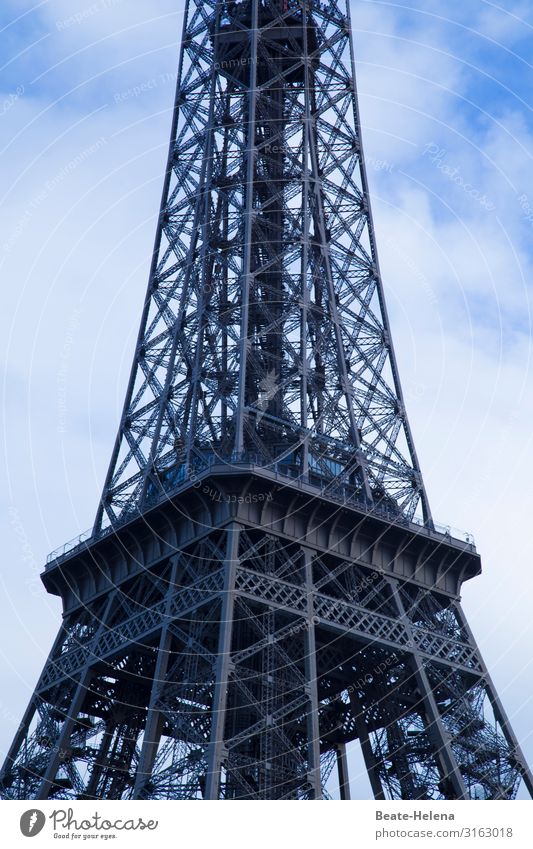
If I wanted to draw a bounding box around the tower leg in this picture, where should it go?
[205,525,239,799]
[133,561,178,798]
[390,580,467,799]
[37,592,117,799]
[336,743,351,800]
[0,620,72,792]
[454,604,533,797]
[349,691,385,800]
[0,697,38,793]
[36,672,91,799]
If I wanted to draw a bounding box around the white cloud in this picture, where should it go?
[474,1,533,44]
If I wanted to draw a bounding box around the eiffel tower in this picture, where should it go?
[2,0,531,801]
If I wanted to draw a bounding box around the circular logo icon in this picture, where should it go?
[20,809,46,837]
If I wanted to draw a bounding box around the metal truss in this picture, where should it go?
[2,0,531,805]
[1,524,531,800]
[95,0,430,534]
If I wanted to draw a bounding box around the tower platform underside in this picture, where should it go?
[2,468,530,801]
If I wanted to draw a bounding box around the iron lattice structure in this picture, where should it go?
[2,0,532,801]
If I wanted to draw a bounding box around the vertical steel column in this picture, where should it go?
[205,524,240,799]
[133,561,179,797]
[83,725,113,799]
[306,72,372,501]
[299,0,312,474]
[348,690,386,800]
[235,0,260,453]
[36,673,92,799]
[184,0,224,460]
[336,743,351,800]
[304,549,322,798]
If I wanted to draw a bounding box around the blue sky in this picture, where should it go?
[1,0,533,798]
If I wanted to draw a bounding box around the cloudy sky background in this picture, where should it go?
[1,0,533,798]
